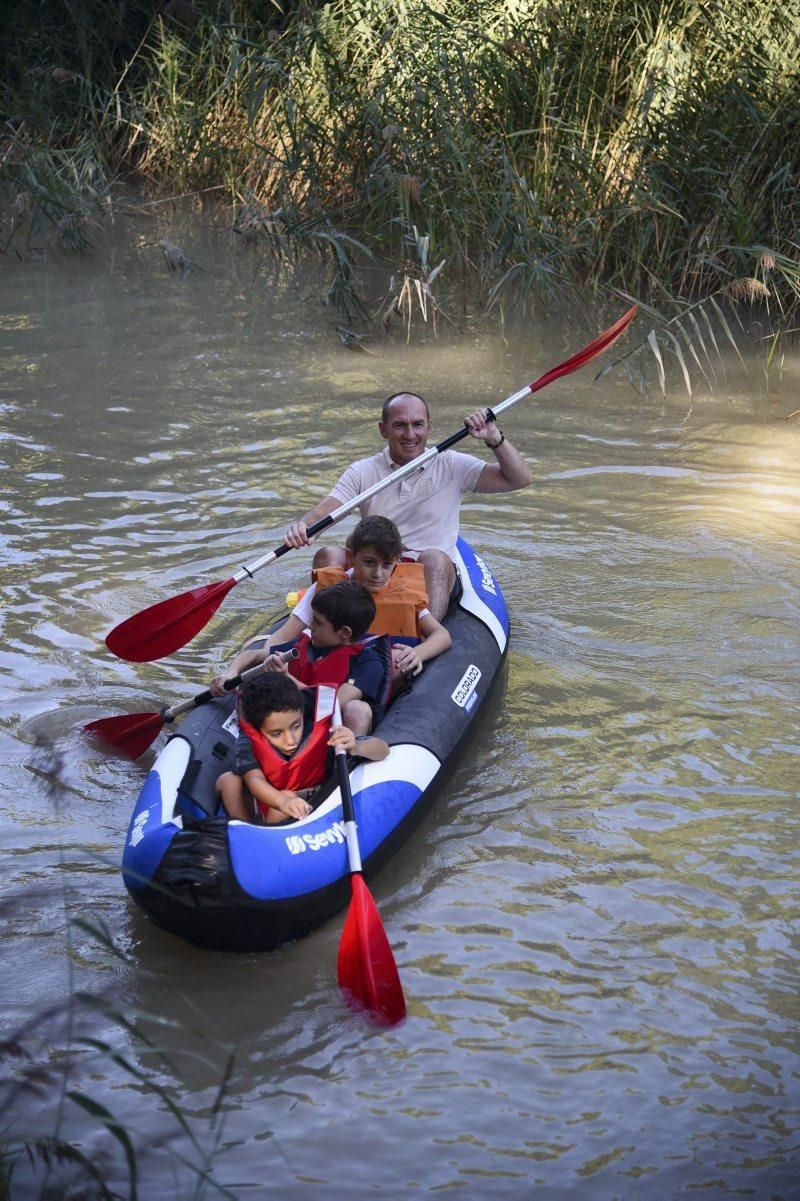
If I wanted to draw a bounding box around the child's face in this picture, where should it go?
[309,609,348,648]
[350,545,398,593]
[259,708,304,756]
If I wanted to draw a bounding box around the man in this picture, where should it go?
[284,392,532,619]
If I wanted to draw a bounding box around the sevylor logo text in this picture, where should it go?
[285,820,347,855]
[473,553,497,596]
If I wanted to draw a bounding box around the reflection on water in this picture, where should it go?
[1,214,799,1198]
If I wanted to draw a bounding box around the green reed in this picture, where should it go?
[2,0,799,382]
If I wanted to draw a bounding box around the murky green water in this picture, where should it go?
[1,210,799,1199]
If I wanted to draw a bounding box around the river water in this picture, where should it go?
[1,210,799,1199]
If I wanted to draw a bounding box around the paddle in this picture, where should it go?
[85,649,298,759]
[106,304,638,663]
[332,701,406,1026]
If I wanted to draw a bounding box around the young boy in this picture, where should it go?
[270,516,451,682]
[217,672,388,825]
[211,580,391,736]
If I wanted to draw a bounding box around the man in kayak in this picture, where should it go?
[283,393,532,619]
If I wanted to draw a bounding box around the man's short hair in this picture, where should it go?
[311,579,376,639]
[349,516,403,563]
[240,672,303,728]
[381,391,430,424]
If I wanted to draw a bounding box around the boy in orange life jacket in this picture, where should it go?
[211,581,391,736]
[217,672,389,825]
[271,516,452,683]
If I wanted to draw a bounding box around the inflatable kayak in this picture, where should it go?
[121,538,509,951]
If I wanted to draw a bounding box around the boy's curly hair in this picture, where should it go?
[240,672,303,728]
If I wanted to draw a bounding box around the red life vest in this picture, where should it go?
[238,685,336,808]
[289,632,372,688]
[314,563,428,640]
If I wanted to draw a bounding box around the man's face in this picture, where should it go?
[379,395,431,465]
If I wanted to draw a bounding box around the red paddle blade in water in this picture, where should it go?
[338,874,406,1027]
[84,711,164,759]
[105,577,236,662]
[529,303,638,393]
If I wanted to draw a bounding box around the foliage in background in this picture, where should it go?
[2,0,799,389]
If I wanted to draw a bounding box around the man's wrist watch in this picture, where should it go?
[486,431,505,450]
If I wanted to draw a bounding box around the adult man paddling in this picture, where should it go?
[284,392,533,619]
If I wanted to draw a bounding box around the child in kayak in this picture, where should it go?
[216,671,389,825]
[211,580,391,735]
[270,516,452,683]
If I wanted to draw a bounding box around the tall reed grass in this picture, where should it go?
[2,0,799,382]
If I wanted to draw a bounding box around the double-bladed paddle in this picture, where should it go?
[105,305,638,663]
[332,701,406,1026]
[85,649,298,758]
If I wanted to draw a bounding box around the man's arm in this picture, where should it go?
[464,408,533,494]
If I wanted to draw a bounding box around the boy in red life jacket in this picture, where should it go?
[211,581,391,736]
[270,516,452,686]
[216,672,389,825]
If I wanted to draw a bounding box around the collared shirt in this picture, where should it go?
[329,446,485,557]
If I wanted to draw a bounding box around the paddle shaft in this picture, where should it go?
[158,647,299,726]
[331,701,361,870]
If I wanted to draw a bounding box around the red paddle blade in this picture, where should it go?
[529,303,638,393]
[84,711,164,759]
[338,874,406,1027]
[105,577,236,662]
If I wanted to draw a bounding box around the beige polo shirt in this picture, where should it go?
[329,446,485,557]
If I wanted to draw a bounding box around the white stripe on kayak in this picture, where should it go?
[307,744,441,822]
[454,544,508,652]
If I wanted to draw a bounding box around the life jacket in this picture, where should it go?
[289,631,392,712]
[289,632,373,688]
[314,563,428,641]
[238,684,336,807]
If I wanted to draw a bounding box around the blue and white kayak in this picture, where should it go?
[121,538,509,951]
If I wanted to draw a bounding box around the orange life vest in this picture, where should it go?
[237,685,335,808]
[314,563,428,640]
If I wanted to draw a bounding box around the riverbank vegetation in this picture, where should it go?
[2,0,799,386]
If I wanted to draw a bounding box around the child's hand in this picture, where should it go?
[209,673,232,697]
[276,791,312,820]
[329,726,356,755]
[264,652,289,674]
[392,645,422,678]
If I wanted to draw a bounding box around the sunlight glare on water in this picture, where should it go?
[0,211,798,1199]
